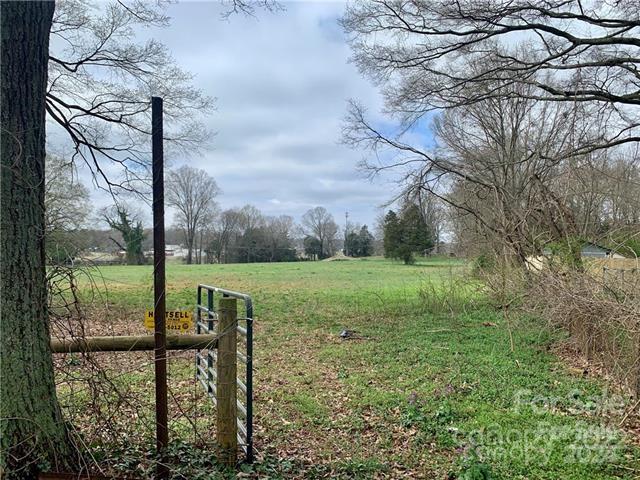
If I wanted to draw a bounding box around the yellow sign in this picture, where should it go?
[144,310,193,332]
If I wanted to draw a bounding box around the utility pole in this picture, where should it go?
[344,211,349,255]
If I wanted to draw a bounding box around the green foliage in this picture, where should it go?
[418,271,481,316]
[382,210,402,259]
[545,237,585,270]
[104,206,146,265]
[456,452,494,480]
[383,203,435,264]
[345,225,374,257]
[304,235,323,259]
[472,254,496,276]
[102,440,233,479]
[610,234,640,258]
[400,203,434,253]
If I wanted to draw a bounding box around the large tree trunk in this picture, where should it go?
[1,2,75,477]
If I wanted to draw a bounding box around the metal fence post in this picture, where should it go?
[151,95,169,479]
[217,297,238,466]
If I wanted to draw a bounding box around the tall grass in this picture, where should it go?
[417,265,484,316]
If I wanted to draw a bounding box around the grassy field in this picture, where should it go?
[61,257,640,479]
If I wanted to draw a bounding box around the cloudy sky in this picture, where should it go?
[74,1,433,231]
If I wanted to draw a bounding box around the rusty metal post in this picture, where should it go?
[152,96,169,478]
[217,297,238,466]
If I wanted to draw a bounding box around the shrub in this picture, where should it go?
[524,268,640,395]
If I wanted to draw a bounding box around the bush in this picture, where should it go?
[524,268,640,395]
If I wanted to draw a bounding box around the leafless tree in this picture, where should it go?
[347,64,594,262]
[343,1,640,259]
[222,0,283,18]
[238,204,266,232]
[47,0,215,193]
[45,155,92,263]
[45,154,91,232]
[209,208,243,263]
[342,0,640,155]
[555,148,640,235]
[301,206,339,258]
[166,165,220,264]
[265,214,295,261]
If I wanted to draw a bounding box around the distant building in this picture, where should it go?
[542,241,626,259]
[145,245,189,258]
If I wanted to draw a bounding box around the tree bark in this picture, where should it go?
[1,1,75,477]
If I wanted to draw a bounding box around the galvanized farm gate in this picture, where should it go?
[195,285,254,463]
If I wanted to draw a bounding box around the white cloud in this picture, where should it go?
[75,0,419,229]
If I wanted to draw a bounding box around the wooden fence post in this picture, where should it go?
[217,297,238,466]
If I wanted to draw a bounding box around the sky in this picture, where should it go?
[63,0,436,231]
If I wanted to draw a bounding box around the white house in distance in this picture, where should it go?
[164,244,188,258]
[145,245,190,258]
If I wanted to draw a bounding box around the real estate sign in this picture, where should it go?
[144,309,193,332]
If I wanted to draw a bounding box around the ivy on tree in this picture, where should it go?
[104,206,146,265]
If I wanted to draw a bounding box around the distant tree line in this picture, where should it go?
[206,205,298,263]
[44,164,378,265]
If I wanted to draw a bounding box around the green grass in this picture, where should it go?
[62,257,639,479]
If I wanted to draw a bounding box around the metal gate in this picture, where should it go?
[195,285,253,463]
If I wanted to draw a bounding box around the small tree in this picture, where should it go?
[301,207,339,259]
[344,230,359,257]
[104,206,146,265]
[303,236,322,260]
[383,210,405,261]
[166,166,220,265]
[208,208,242,263]
[400,203,434,256]
[345,225,374,257]
[383,206,434,264]
[45,155,91,264]
[357,225,374,257]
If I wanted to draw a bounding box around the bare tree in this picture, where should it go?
[265,215,295,261]
[45,155,91,231]
[209,208,243,263]
[238,204,265,232]
[301,206,339,259]
[166,166,220,264]
[45,155,92,263]
[342,0,640,155]
[347,63,591,260]
[47,0,283,192]
[47,0,215,193]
